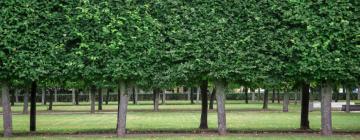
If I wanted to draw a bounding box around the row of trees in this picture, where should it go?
[1,0,359,137]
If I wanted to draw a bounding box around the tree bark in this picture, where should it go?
[2,82,13,137]
[48,89,53,110]
[199,80,208,129]
[162,91,166,104]
[90,85,96,114]
[262,89,269,110]
[98,88,103,111]
[244,87,248,104]
[105,88,110,105]
[321,83,332,136]
[277,90,280,104]
[153,89,160,112]
[15,89,19,103]
[23,88,29,114]
[75,89,79,105]
[209,88,216,110]
[271,89,275,103]
[283,89,289,112]
[190,87,195,104]
[116,80,129,136]
[251,89,255,102]
[196,87,200,103]
[10,89,14,106]
[346,88,351,113]
[300,83,310,130]
[358,86,360,100]
[215,80,226,135]
[132,87,136,104]
[30,81,37,132]
[54,88,58,102]
[72,89,76,105]
[41,88,46,105]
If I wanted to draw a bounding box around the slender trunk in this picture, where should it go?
[72,89,76,105]
[132,87,136,104]
[162,91,166,104]
[153,89,160,112]
[283,90,289,112]
[75,89,79,105]
[199,80,208,129]
[54,88,58,102]
[23,88,29,114]
[90,85,96,114]
[251,89,255,102]
[209,88,216,110]
[2,82,13,137]
[48,89,53,110]
[263,89,269,110]
[300,83,310,130]
[271,89,275,103]
[30,81,37,132]
[346,88,351,113]
[258,88,261,102]
[98,88,103,111]
[277,90,280,104]
[321,82,332,136]
[10,89,14,106]
[196,87,200,103]
[190,88,195,104]
[294,90,298,105]
[333,86,339,102]
[105,88,110,105]
[116,80,129,136]
[215,80,226,135]
[244,87,248,104]
[41,88,45,105]
[15,89,19,103]
[358,86,360,100]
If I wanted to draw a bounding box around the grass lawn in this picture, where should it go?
[1,100,360,139]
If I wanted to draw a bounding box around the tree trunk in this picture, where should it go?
[30,81,37,132]
[321,82,332,136]
[209,88,216,110]
[263,89,269,110]
[277,90,280,104]
[2,82,13,137]
[10,89,14,106]
[15,89,19,103]
[271,89,275,103]
[132,87,136,104]
[72,89,76,105]
[116,80,129,136]
[190,88,195,104]
[48,89,53,110]
[162,91,166,104]
[90,86,96,114]
[41,88,46,105]
[251,89,255,102]
[244,87,248,104]
[283,89,289,112]
[346,88,351,113]
[75,89,79,105]
[358,86,360,100]
[153,89,160,112]
[98,88,103,111]
[333,86,339,102]
[54,88,58,102]
[294,90,298,105]
[300,83,310,130]
[215,80,226,135]
[258,88,261,102]
[105,88,110,105]
[199,80,208,129]
[23,88,29,114]
[196,87,200,103]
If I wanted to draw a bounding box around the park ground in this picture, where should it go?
[1,100,360,139]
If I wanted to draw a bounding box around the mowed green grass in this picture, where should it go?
[1,100,360,139]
